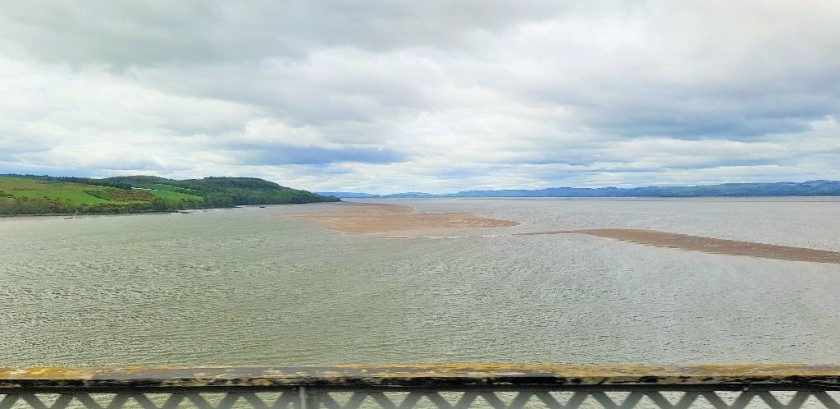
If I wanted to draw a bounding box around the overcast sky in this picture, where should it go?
[1,1,839,193]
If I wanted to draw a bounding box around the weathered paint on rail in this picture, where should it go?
[1,365,840,390]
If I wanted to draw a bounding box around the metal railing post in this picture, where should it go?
[299,386,308,409]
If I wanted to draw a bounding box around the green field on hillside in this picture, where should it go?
[0,175,337,215]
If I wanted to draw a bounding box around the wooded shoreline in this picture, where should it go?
[0,174,339,216]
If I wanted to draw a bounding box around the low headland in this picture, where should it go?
[0,174,339,216]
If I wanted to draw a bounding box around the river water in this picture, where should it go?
[1,198,839,366]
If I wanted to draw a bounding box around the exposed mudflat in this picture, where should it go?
[300,203,840,264]
[517,229,840,265]
[295,202,519,233]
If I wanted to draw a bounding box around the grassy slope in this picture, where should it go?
[0,178,111,204]
[0,175,337,215]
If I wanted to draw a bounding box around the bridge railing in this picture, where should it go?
[1,365,839,409]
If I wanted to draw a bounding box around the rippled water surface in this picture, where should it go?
[1,198,839,366]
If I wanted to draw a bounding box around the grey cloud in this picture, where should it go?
[511,61,840,141]
[135,52,436,129]
[0,136,50,156]
[556,81,840,139]
[589,110,815,140]
[230,144,405,166]
[0,2,282,67]
[0,1,577,67]
[486,2,840,140]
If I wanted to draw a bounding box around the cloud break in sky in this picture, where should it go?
[1,1,839,193]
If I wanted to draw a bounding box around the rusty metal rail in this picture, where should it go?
[1,365,839,409]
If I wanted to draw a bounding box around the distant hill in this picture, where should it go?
[449,180,840,197]
[318,191,440,198]
[316,191,378,198]
[0,174,339,215]
[324,180,840,198]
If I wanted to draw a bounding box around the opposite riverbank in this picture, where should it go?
[0,174,338,216]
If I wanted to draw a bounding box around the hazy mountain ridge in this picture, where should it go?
[319,180,840,199]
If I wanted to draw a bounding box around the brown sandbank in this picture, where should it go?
[517,229,840,265]
[296,202,519,233]
[297,203,839,264]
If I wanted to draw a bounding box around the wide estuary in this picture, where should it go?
[1,198,839,366]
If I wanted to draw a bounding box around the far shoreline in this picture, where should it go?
[0,202,332,219]
[342,195,840,202]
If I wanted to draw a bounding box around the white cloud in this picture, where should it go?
[0,1,839,192]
